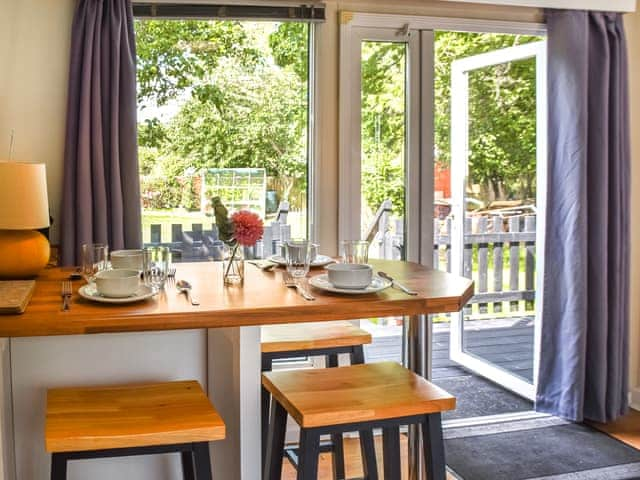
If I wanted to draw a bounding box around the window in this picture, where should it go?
[135,16,313,260]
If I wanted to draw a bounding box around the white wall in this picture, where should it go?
[1,0,638,393]
[0,0,74,243]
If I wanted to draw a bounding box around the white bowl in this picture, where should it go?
[111,249,143,271]
[95,269,140,298]
[326,263,373,290]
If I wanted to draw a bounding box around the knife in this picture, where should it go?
[378,271,418,296]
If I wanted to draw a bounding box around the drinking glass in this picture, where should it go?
[81,243,108,284]
[285,240,312,279]
[143,246,170,290]
[340,240,369,264]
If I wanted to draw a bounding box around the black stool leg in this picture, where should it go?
[325,353,346,480]
[422,413,446,480]
[261,356,273,468]
[297,428,321,480]
[181,450,196,480]
[193,442,212,480]
[264,400,288,480]
[359,429,379,480]
[51,453,67,480]
[351,345,365,365]
[330,432,346,480]
[382,426,401,479]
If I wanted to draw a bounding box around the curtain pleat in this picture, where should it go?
[537,10,630,423]
[61,0,141,265]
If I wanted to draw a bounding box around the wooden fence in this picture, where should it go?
[431,215,536,314]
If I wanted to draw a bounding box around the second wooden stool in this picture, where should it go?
[263,361,456,480]
[261,321,374,479]
[45,380,225,480]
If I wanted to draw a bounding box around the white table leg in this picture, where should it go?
[208,326,261,480]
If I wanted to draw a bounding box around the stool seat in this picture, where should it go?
[262,361,456,428]
[46,380,225,453]
[261,322,371,353]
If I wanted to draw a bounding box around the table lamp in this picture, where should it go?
[0,162,50,278]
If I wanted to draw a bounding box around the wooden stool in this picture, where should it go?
[45,380,225,480]
[262,361,456,480]
[261,322,373,479]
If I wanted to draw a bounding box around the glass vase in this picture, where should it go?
[223,244,244,286]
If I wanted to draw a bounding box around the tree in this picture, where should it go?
[360,42,407,217]
[435,31,540,201]
[135,19,260,106]
[135,20,309,209]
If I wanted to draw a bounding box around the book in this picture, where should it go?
[0,280,36,314]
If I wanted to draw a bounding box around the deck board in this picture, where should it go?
[364,317,535,382]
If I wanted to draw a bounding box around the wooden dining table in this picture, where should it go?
[0,259,473,480]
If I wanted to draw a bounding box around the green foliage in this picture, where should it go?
[269,22,308,81]
[360,42,406,216]
[135,19,540,220]
[135,20,309,210]
[135,19,260,105]
[435,32,540,200]
[138,118,167,149]
[211,196,234,245]
[359,32,541,216]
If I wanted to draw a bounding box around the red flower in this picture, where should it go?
[231,210,264,247]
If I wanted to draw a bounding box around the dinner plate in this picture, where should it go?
[267,254,335,268]
[78,284,156,304]
[309,274,391,294]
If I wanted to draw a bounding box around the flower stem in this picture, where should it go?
[224,243,240,279]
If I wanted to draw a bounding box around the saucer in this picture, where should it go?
[78,284,156,304]
[308,274,391,294]
[267,255,335,268]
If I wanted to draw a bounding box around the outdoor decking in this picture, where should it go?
[363,317,535,419]
[434,319,535,383]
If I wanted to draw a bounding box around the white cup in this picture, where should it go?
[111,249,144,271]
[94,269,140,298]
[326,263,373,290]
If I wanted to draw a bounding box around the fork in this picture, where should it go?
[283,271,315,301]
[166,267,177,287]
[61,281,72,311]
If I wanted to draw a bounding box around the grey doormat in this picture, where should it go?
[436,372,533,420]
[445,417,640,480]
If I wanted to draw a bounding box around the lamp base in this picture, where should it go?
[0,230,50,279]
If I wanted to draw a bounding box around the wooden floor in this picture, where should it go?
[281,410,640,480]
[590,408,640,449]
[281,434,456,480]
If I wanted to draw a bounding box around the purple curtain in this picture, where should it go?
[60,0,141,266]
[537,10,630,423]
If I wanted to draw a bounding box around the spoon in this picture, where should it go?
[176,280,200,305]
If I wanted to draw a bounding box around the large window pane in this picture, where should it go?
[135,20,310,259]
[360,41,407,261]
[359,40,408,364]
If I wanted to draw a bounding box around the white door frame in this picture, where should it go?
[449,40,547,401]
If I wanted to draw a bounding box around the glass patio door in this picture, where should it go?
[339,24,434,363]
[449,41,547,400]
